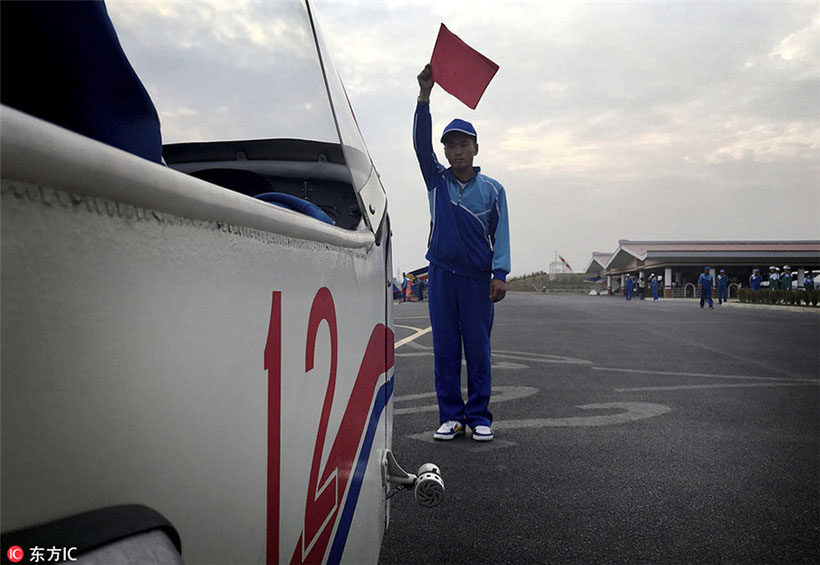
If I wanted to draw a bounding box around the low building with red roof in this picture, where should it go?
[584,240,820,297]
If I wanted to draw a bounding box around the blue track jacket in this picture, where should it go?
[749,274,762,290]
[413,101,510,281]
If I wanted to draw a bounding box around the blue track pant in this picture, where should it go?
[428,264,493,428]
[700,286,714,308]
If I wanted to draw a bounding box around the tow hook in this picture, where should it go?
[383,449,444,508]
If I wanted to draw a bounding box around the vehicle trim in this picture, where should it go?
[0,106,375,250]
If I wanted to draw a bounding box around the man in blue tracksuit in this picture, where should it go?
[650,273,659,301]
[400,273,408,303]
[749,268,762,291]
[698,266,715,309]
[717,269,729,304]
[624,274,634,300]
[414,64,510,442]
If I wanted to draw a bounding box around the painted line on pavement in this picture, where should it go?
[493,351,592,365]
[615,382,820,393]
[406,402,671,445]
[492,402,671,428]
[392,351,528,370]
[592,366,817,383]
[395,342,592,366]
[407,433,519,452]
[394,325,432,349]
[463,438,518,452]
[394,385,538,415]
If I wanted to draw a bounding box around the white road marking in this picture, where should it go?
[494,352,591,365]
[394,325,432,349]
[464,439,518,452]
[394,385,538,416]
[392,352,529,369]
[408,432,519,451]
[592,366,817,383]
[494,348,593,364]
[395,341,592,367]
[492,402,671,428]
[615,382,819,393]
[406,402,671,444]
[395,342,813,449]
[492,361,529,370]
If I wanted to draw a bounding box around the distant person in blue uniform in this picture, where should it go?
[400,273,408,303]
[415,64,510,442]
[698,266,715,309]
[717,269,729,304]
[650,273,659,301]
[624,274,634,301]
[804,270,815,291]
[0,0,162,163]
[749,268,762,291]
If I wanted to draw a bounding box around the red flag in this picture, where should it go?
[430,23,499,110]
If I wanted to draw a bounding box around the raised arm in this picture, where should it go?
[418,63,433,103]
[413,64,443,190]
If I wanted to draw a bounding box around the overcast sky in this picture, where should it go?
[107,0,819,278]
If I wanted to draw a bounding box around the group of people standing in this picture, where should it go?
[623,273,661,302]
[624,265,815,310]
[748,265,814,292]
[696,266,729,309]
[700,264,815,309]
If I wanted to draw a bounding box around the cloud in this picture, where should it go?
[700,120,820,164]
[770,12,820,80]
[496,119,602,175]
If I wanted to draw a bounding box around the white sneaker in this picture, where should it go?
[472,425,494,442]
[433,420,465,440]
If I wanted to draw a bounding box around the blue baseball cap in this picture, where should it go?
[441,119,477,142]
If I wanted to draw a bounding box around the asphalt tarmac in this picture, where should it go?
[379,293,820,565]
